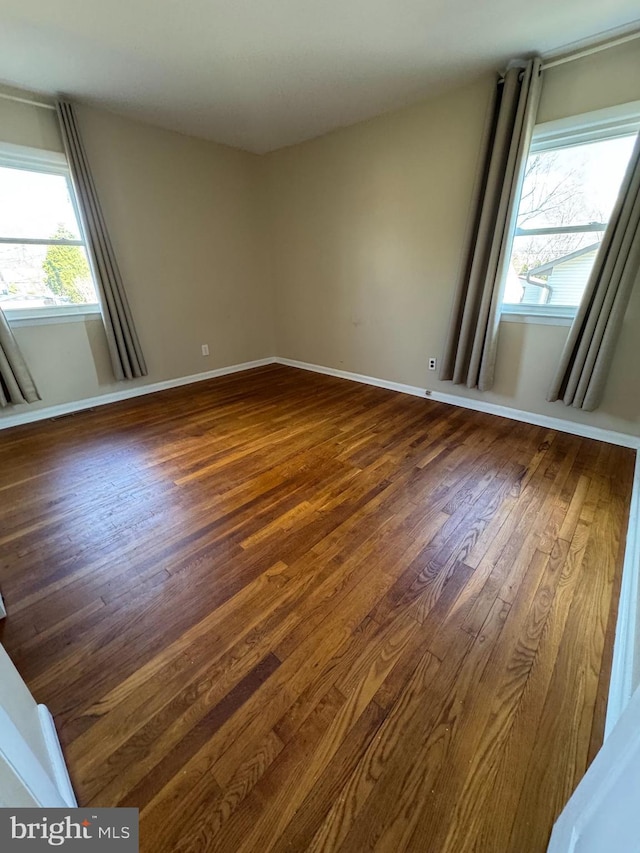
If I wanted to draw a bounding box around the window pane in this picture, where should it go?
[504,232,603,308]
[517,136,636,231]
[504,131,637,309]
[0,166,82,240]
[0,243,98,310]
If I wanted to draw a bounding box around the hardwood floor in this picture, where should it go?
[0,363,634,852]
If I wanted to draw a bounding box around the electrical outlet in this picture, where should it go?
[201,344,210,356]
[428,357,437,371]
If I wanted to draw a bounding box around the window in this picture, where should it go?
[0,143,99,320]
[502,105,640,319]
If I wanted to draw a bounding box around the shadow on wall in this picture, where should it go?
[601,280,640,423]
[85,318,119,388]
[492,323,524,399]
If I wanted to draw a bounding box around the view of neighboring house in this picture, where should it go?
[518,242,601,306]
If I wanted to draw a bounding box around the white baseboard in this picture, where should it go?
[274,357,640,449]
[606,452,640,738]
[275,357,427,400]
[0,357,275,431]
[37,705,77,808]
[5,353,638,451]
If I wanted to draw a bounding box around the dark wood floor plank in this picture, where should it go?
[508,481,630,852]
[270,700,387,853]
[306,645,444,853]
[320,598,510,852]
[454,523,593,853]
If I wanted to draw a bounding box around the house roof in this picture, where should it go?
[526,242,601,276]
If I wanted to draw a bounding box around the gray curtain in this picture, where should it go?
[548,132,640,411]
[0,308,40,407]
[56,100,147,381]
[440,57,543,391]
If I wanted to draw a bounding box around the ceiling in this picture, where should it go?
[0,1,639,153]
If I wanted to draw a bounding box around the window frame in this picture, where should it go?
[501,101,640,325]
[0,141,101,325]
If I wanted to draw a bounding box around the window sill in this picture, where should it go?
[4,305,101,327]
[500,309,575,327]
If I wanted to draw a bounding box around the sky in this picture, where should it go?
[519,133,637,229]
[0,166,80,239]
[578,135,637,218]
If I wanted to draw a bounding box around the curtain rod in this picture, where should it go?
[0,91,56,110]
[541,28,640,71]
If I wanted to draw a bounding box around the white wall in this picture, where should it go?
[264,40,640,437]
[0,642,73,806]
[0,92,274,417]
[0,643,49,772]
